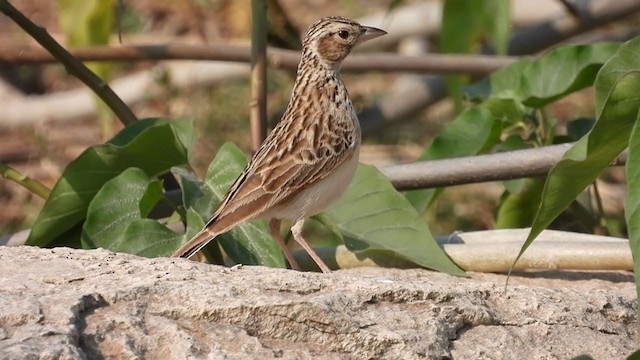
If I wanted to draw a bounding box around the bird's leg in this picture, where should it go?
[269,219,301,271]
[291,220,332,273]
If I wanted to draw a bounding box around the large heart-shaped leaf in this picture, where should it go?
[82,167,186,256]
[328,164,465,276]
[27,118,194,248]
[464,42,620,107]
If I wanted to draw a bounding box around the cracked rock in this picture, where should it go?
[0,246,636,359]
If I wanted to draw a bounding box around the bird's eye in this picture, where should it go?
[337,30,349,39]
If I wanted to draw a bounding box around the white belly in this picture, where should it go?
[265,149,359,221]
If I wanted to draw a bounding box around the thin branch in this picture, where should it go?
[116,0,124,44]
[0,0,137,126]
[0,43,516,76]
[378,143,627,191]
[0,162,50,199]
[250,0,269,151]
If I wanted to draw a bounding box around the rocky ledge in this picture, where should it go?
[0,246,636,359]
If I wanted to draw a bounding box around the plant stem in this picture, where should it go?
[0,0,137,126]
[250,0,268,151]
[0,162,50,199]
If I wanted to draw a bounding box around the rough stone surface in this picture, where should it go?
[0,246,636,359]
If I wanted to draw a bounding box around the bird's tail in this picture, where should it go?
[171,227,219,259]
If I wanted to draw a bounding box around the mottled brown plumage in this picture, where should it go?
[172,16,386,272]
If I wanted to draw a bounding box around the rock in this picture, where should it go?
[0,246,636,359]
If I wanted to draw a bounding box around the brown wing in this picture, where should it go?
[205,104,357,233]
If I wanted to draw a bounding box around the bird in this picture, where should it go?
[171,16,387,272]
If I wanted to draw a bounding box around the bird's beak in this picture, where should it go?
[358,26,387,44]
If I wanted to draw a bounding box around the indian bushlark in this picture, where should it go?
[172,16,386,272]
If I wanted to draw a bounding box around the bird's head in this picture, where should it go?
[302,16,386,65]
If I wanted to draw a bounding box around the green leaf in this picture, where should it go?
[626,349,640,360]
[57,0,114,46]
[567,118,596,141]
[27,118,194,248]
[440,0,511,110]
[440,0,511,56]
[406,98,522,211]
[464,43,620,107]
[57,0,115,79]
[625,113,640,310]
[174,143,285,268]
[440,0,479,55]
[82,167,182,257]
[498,135,530,194]
[57,0,116,137]
[438,0,477,110]
[328,164,465,276]
[517,37,640,269]
[439,0,478,111]
[172,166,216,219]
[184,207,205,241]
[496,178,545,229]
[139,179,164,218]
[479,0,511,55]
[109,118,195,155]
[312,213,345,246]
